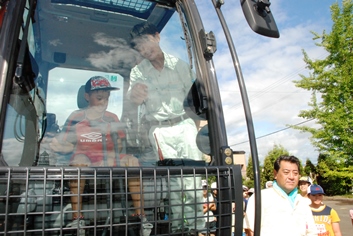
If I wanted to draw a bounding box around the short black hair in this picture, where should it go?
[273,155,301,173]
[130,22,159,48]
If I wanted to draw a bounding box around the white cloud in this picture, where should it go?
[196,0,335,164]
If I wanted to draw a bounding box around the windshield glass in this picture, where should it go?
[1,0,209,168]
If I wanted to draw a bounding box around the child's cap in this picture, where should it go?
[265,181,273,188]
[211,182,217,189]
[299,176,313,185]
[309,184,325,195]
[85,76,119,93]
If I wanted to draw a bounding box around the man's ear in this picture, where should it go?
[273,170,278,180]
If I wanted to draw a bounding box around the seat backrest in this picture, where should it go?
[77,85,88,109]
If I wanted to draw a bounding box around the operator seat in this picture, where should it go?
[77,85,88,109]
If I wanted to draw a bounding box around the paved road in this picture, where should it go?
[324,198,353,236]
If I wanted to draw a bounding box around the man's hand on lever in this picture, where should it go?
[131,83,148,105]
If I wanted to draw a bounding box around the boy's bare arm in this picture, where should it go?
[50,137,74,153]
[209,202,216,211]
[117,138,123,153]
[332,222,342,236]
[244,228,253,236]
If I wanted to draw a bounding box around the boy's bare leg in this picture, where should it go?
[128,177,144,215]
[70,178,86,219]
[70,154,90,219]
[120,155,144,215]
[120,155,153,236]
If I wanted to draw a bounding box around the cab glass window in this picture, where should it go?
[1,0,209,168]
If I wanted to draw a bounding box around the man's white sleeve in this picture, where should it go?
[243,194,255,232]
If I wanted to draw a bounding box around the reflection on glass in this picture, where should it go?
[0,1,214,235]
[1,0,210,169]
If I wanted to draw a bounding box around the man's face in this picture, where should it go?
[274,160,299,194]
[299,181,310,193]
[133,34,162,61]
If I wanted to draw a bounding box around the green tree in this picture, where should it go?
[261,144,289,188]
[292,1,353,195]
[292,1,353,161]
[316,153,353,195]
[246,155,254,180]
[243,155,254,188]
[303,159,317,183]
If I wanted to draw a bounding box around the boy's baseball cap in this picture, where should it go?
[299,176,313,185]
[211,182,217,189]
[309,184,325,195]
[265,181,273,188]
[85,76,119,93]
[202,180,208,187]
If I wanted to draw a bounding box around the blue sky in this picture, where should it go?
[196,0,339,164]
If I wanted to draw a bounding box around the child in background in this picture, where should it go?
[308,184,342,236]
[299,176,313,205]
[201,180,216,236]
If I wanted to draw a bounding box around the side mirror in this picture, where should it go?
[240,0,280,38]
[196,125,211,156]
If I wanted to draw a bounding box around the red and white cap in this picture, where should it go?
[85,76,119,93]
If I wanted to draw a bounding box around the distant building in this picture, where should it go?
[38,151,50,166]
[232,151,246,177]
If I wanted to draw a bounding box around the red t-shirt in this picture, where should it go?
[0,3,6,28]
[61,110,125,165]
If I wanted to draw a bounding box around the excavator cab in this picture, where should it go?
[0,0,278,235]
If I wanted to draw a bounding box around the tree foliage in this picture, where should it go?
[291,1,353,195]
[316,153,353,195]
[246,155,254,180]
[261,144,289,188]
[243,155,255,188]
[293,1,353,161]
[303,159,317,183]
